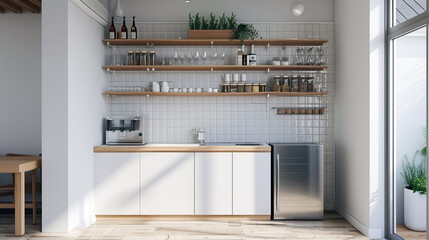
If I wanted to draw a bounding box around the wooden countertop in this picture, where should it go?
[94,144,271,153]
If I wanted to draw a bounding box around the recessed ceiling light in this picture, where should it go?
[185,0,190,2]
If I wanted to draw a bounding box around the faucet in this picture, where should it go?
[193,128,205,144]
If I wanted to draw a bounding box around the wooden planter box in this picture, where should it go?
[188,30,233,39]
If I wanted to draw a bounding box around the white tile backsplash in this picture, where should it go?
[107,22,335,210]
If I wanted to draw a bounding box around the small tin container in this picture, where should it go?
[259,83,266,92]
[245,83,253,92]
[252,84,260,92]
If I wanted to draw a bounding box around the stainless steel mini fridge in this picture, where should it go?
[270,144,324,220]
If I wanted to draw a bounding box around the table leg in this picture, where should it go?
[14,172,25,236]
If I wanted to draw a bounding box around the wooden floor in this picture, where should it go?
[0,212,368,240]
[397,225,427,240]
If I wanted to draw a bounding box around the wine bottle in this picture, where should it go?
[121,16,128,39]
[109,16,116,39]
[131,16,137,39]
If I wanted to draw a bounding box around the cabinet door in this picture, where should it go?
[233,152,271,215]
[195,152,233,215]
[140,153,194,215]
[94,153,140,215]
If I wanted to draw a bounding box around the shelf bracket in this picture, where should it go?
[107,68,111,72]
[210,68,213,72]
[147,94,150,98]
[152,68,155,72]
[146,68,150,72]
[210,41,214,48]
[267,43,270,49]
[267,68,270,73]
[107,42,111,48]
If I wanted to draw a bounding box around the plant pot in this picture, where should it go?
[188,30,233,39]
[404,187,427,231]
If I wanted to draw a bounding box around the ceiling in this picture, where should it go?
[0,0,41,14]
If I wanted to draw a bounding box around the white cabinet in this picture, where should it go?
[195,152,233,215]
[140,153,194,215]
[94,153,140,215]
[232,152,271,215]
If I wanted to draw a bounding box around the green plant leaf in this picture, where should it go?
[401,150,427,195]
[188,13,195,30]
[227,12,237,30]
[209,13,217,30]
[194,12,201,30]
[201,16,209,30]
[232,23,260,43]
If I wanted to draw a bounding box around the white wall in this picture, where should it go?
[0,13,41,201]
[112,0,334,23]
[334,0,385,238]
[67,0,107,229]
[42,0,107,232]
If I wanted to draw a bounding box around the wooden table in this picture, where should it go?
[0,156,41,236]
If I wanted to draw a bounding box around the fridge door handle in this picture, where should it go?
[276,153,280,212]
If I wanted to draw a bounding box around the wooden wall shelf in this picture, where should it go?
[104,65,328,72]
[104,39,328,47]
[104,92,329,97]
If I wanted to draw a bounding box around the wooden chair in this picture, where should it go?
[0,153,40,224]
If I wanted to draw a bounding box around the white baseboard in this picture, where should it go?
[335,204,385,239]
[77,214,96,228]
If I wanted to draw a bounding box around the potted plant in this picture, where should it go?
[231,23,260,44]
[188,12,235,39]
[401,150,427,231]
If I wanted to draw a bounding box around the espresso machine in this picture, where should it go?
[105,117,144,145]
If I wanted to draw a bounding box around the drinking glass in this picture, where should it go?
[194,51,200,65]
[211,51,218,65]
[173,52,179,65]
[186,52,193,65]
[179,54,185,65]
[202,51,207,65]
[221,52,226,65]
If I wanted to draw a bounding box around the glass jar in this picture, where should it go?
[245,83,253,92]
[237,83,245,92]
[135,51,141,66]
[307,76,314,92]
[230,84,238,93]
[221,84,231,93]
[299,75,307,92]
[282,75,290,92]
[274,76,281,92]
[141,51,148,65]
[259,83,266,92]
[149,51,156,65]
[128,51,134,65]
[290,75,299,92]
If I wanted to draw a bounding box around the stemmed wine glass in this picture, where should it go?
[186,52,193,65]
[211,51,218,65]
[221,52,226,65]
[202,51,207,65]
[194,51,200,65]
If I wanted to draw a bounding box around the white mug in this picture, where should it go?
[188,88,194,93]
[196,88,202,93]
[207,88,213,93]
[232,73,239,83]
[224,74,231,83]
[161,81,169,88]
[152,82,160,92]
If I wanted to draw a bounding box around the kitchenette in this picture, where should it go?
[91,7,333,220]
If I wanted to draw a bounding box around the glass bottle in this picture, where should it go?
[109,16,116,39]
[121,16,128,39]
[130,16,137,39]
